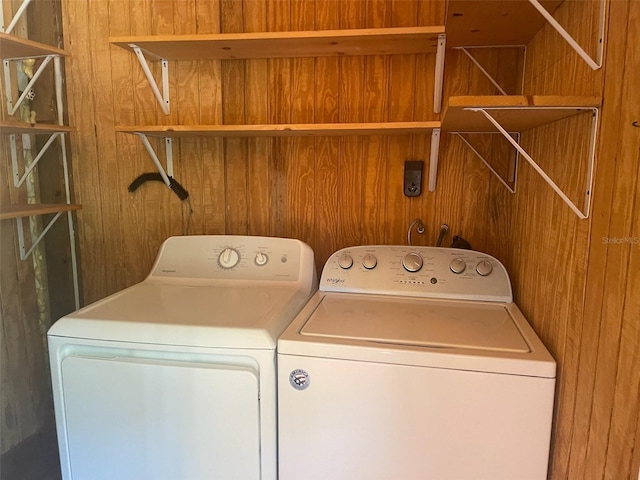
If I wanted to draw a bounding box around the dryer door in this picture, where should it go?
[59,351,261,480]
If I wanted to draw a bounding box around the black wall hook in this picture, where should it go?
[633,121,639,128]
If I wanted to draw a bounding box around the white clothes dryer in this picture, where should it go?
[278,245,556,480]
[49,235,317,480]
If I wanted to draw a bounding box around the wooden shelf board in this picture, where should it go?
[0,32,67,59]
[110,26,445,60]
[0,203,81,220]
[0,120,75,134]
[446,0,564,47]
[442,95,600,132]
[116,122,440,138]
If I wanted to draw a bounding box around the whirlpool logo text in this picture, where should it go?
[325,277,345,284]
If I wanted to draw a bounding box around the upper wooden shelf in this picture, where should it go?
[441,95,601,132]
[0,120,74,134]
[0,32,67,59]
[117,122,440,138]
[0,203,81,220]
[110,26,445,60]
[446,0,563,47]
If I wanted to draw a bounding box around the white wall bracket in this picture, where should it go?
[3,54,56,115]
[130,45,170,115]
[136,133,174,187]
[0,0,33,34]
[528,0,606,70]
[467,107,599,219]
[453,132,519,193]
[16,211,63,260]
[428,128,441,191]
[455,46,527,96]
[10,132,64,187]
[433,34,446,114]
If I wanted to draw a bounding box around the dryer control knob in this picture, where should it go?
[255,252,269,266]
[449,258,467,274]
[476,260,493,276]
[218,247,240,269]
[402,252,423,272]
[338,253,354,270]
[362,253,377,270]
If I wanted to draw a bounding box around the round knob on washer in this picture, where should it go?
[338,253,354,269]
[219,248,240,269]
[402,252,423,272]
[476,260,493,276]
[362,253,377,270]
[449,258,466,274]
[255,252,269,266]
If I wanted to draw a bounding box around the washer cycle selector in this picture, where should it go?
[218,248,240,269]
[449,258,466,274]
[476,260,493,276]
[402,252,423,273]
[362,254,377,270]
[338,254,354,270]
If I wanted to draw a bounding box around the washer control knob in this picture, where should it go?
[362,253,377,270]
[219,248,240,269]
[449,258,467,274]
[255,252,269,266]
[476,260,493,276]
[402,252,423,273]
[338,253,354,270]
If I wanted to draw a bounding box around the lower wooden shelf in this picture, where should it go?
[116,121,440,138]
[0,203,82,220]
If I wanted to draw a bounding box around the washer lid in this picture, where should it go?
[49,283,310,349]
[300,295,530,353]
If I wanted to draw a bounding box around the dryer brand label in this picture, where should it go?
[289,369,310,390]
[325,277,345,284]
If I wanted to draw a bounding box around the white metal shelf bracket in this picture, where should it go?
[528,0,606,70]
[130,45,170,115]
[1,0,33,34]
[433,34,446,114]
[428,128,441,191]
[3,54,55,115]
[453,132,519,193]
[455,46,528,96]
[468,107,599,219]
[16,211,64,260]
[9,132,64,187]
[137,133,174,187]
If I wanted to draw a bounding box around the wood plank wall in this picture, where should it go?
[498,1,640,479]
[61,0,523,305]
[0,0,65,455]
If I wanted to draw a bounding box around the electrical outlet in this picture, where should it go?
[404,160,423,197]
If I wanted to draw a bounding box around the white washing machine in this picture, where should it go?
[278,245,556,480]
[48,235,317,480]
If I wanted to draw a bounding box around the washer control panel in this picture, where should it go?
[150,235,316,286]
[321,245,512,302]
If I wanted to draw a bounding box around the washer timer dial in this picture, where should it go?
[218,248,240,269]
[402,252,423,273]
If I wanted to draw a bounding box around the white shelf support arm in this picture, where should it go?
[2,0,33,34]
[528,0,606,70]
[16,212,64,261]
[468,107,597,219]
[428,128,441,191]
[10,132,63,187]
[137,133,174,188]
[453,133,517,193]
[130,45,170,115]
[433,34,446,114]
[3,54,55,115]
[456,48,509,96]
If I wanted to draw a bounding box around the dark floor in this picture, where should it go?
[1,428,61,480]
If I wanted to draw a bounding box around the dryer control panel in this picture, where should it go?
[148,235,317,290]
[321,246,512,303]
